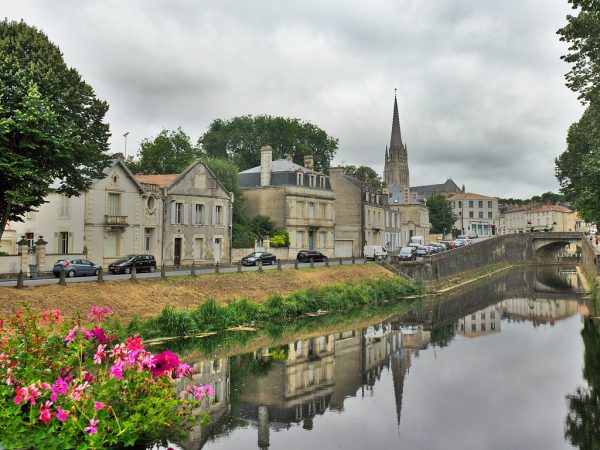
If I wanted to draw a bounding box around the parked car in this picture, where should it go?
[415,246,431,257]
[398,246,417,261]
[408,236,425,247]
[363,245,388,261]
[108,255,157,274]
[428,243,446,253]
[296,250,327,262]
[241,252,277,266]
[53,258,101,278]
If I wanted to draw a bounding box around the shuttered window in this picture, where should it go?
[107,193,121,216]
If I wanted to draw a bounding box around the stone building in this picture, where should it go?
[136,159,233,266]
[447,192,499,236]
[9,158,147,266]
[524,204,575,232]
[239,146,335,258]
[382,95,431,244]
[329,167,402,257]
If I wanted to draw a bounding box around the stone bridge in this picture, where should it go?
[389,232,598,281]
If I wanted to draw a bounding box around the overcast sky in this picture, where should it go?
[4,0,584,198]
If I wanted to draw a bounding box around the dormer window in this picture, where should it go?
[319,176,325,188]
[309,175,316,187]
[296,172,304,186]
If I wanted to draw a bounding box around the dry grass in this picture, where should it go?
[0,265,394,322]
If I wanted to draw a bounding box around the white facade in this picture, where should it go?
[448,193,499,236]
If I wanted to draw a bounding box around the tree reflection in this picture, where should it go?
[565,317,600,449]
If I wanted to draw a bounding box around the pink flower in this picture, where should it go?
[174,363,194,378]
[84,418,99,435]
[94,401,107,411]
[14,384,41,405]
[39,309,62,325]
[109,361,125,380]
[89,326,113,344]
[185,383,214,400]
[93,344,107,365]
[87,306,113,321]
[50,378,69,402]
[56,406,68,421]
[150,351,180,376]
[69,382,89,402]
[64,325,79,345]
[38,401,53,423]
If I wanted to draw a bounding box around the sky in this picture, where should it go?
[3,0,585,198]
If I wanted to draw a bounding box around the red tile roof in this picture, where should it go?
[135,174,178,187]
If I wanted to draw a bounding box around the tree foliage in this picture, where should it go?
[343,165,385,190]
[199,115,338,172]
[555,105,600,226]
[203,157,246,224]
[128,128,198,174]
[426,194,458,235]
[0,20,111,242]
[498,192,566,206]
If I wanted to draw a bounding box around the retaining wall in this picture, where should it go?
[581,236,600,279]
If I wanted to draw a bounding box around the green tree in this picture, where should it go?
[557,0,600,105]
[130,128,198,174]
[0,20,111,243]
[343,165,385,190]
[426,194,458,237]
[199,115,338,172]
[555,105,600,227]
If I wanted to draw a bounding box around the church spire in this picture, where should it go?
[385,145,389,162]
[389,92,403,157]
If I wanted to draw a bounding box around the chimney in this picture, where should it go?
[260,145,272,187]
[112,152,125,161]
[304,155,314,171]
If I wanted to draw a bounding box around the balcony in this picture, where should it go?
[105,215,128,227]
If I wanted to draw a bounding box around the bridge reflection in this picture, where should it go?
[175,265,584,449]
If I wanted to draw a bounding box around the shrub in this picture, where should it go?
[270,230,290,247]
[0,306,213,448]
[232,223,256,248]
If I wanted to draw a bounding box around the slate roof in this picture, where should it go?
[387,184,425,205]
[239,159,332,190]
[410,179,461,196]
[239,159,310,174]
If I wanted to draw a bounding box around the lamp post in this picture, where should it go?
[123,131,130,158]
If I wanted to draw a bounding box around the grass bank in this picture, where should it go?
[0,265,394,322]
[128,276,421,340]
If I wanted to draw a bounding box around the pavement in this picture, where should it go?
[0,258,367,288]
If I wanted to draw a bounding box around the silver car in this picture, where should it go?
[53,258,101,278]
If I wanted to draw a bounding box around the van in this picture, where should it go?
[363,245,388,261]
[408,236,425,247]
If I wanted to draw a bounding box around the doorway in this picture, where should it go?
[174,238,182,266]
[308,231,315,250]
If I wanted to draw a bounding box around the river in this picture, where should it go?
[166,265,597,450]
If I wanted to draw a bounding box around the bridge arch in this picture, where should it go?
[534,240,577,262]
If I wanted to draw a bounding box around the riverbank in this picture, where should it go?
[0,265,395,322]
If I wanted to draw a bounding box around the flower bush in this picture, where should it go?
[0,306,212,449]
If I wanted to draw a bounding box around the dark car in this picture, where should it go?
[241,252,277,266]
[53,258,101,278]
[415,246,431,257]
[398,247,417,261]
[296,250,327,263]
[108,254,157,274]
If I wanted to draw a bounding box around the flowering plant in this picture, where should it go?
[0,306,212,449]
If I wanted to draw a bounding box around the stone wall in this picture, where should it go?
[581,235,600,279]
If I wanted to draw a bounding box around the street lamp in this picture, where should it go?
[123,132,130,158]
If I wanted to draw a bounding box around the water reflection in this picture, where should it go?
[172,265,587,450]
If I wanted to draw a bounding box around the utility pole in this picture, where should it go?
[123,131,130,158]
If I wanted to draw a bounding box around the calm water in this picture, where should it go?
[169,266,597,450]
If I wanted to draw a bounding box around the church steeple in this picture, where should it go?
[385,145,389,162]
[383,91,410,189]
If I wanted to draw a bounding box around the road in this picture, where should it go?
[0,258,367,288]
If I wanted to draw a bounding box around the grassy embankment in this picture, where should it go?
[0,265,420,339]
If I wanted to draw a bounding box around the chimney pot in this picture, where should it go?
[304,155,314,171]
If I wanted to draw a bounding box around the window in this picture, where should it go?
[215,205,222,225]
[488,211,493,219]
[471,314,476,320]
[296,231,303,247]
[469,211,474,218]
[59,194,70,219]
[308,203,315,219]
[296,173,304,186]
[469,200,473,208]
[458,201,462,208]
[26,232,34,249]
[479,211,483,218]
[147,196,155,210]
[144,228,153,252]
[107,193,121,216]
[491,322,496,330]
[105,231,118,257]
[488,201,493,208]
[59,231,69,254]
[481,323,486,331]
[309,175,316,187]
[194,204,204,225]
[459,211,462,216]
[319,176,325,188]
[478,201,483,208]
[471,324,476,332]
[319,232,326,248]
[367,210,371,224]
[490,311,496,319]
[481,313,486,319]
[175,203,184,224]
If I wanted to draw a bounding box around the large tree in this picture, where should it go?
[128,128,197,174]
[199,115,338,172]
[426,194,458,238]
[343,165,385,190]
[556,1,600,227]
[203,157,246,224]
[0,20,111,242]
